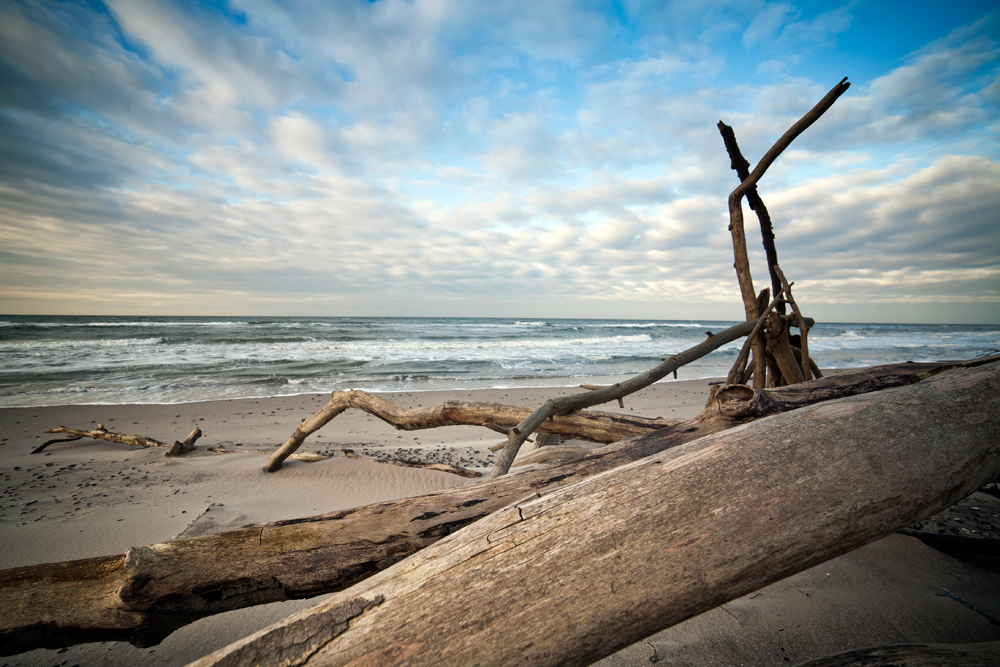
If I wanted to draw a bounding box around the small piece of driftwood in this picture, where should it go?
[34,425,201,457]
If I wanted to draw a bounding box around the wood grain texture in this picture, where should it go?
[190,360,1000,667]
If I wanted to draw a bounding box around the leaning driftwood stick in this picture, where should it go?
[489,317,761,478]
[726,77,850,388]
[189,361,1000,667]
[35,426,201,455]
[2,360,985,655]
[266,391,682,472]
[727,287,784,383]
[340,449,481,478]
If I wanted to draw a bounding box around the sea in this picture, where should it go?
[1,316,998,407]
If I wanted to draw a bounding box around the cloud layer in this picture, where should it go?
[1,1,998,323]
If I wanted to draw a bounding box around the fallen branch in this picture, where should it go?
[34,426,201,457]
[727,287,785,383]
[189,361,1000,667]
[266,391,682,473]
[1,358,991,655]
[489,317,759,477]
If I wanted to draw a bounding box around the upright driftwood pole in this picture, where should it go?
[189,361,1000,667]
[718,120,784,315]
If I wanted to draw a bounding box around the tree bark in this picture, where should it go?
[189,360,1000,667]
[766,312,806,384]
[776,265,815,380]
[0,358,993,656]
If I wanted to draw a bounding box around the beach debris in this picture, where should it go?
[341,449,481,478]
[186,361,1000,667]
[1,358,991,656]
[33,425,201,457]
[264,387,685,473]
[722,78,848,390]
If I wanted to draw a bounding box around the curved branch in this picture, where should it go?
[265,391,681,472]
[489,318,758,477]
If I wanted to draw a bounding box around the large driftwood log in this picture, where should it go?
[0,359,992,656]
[189,361,1000,667]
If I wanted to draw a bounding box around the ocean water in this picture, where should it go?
[1,316,998,407]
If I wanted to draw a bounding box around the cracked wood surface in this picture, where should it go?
[189,360,1000,667]
[0,358,993,656]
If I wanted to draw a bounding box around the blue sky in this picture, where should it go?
[0,0,997,323]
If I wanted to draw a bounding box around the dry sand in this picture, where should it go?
[1,380,999,666]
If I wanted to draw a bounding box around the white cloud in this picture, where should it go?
[0,1,997,323]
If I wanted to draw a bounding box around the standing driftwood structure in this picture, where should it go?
[1,359,994,655]
[190,361,1000,667]
[723,77,849,388]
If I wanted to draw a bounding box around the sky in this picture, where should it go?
[0,0,998,323]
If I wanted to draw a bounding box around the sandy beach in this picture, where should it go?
[2,379,1000,665]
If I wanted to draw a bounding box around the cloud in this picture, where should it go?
[0,1,997,323]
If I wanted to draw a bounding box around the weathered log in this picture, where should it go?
[790,641,1000,666]
[189,361,1000,667]
[265,390,682,473]
[34,426,201,455]
[0,359,992,656]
